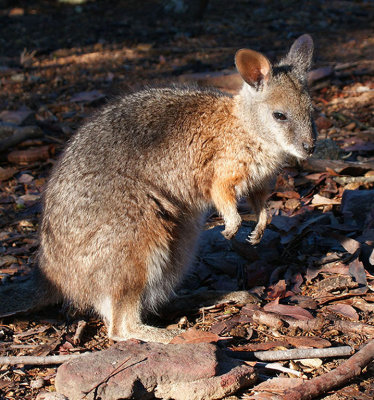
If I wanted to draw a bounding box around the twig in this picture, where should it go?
[254,346,353,362]
[283,339,374,400]
[0,125,43,152]
[0,352,90,365]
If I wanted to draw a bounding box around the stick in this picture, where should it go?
[283,339,374,400]
[0,126,43,152]
[254,346,353,362]
[0,352,90,365]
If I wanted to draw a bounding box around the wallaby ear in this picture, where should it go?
[235,49,272,89]
[286,34,314,75]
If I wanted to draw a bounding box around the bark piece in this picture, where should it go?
[55,339,257,400]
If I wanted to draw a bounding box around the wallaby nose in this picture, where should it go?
[303,142,315,155]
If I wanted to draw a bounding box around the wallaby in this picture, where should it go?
[1,35,316,343]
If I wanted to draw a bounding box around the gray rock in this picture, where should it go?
[55,339,256,400]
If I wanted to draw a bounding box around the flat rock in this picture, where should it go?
[55,339,256,400]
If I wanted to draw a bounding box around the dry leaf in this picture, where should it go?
[326,304,359,320]
[264,298,314,320]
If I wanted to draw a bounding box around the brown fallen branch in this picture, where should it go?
[301,158,374,174]
[0,125,43,152]
[254,346,353,362]
[283,339,374,400]
[0,352,90,366]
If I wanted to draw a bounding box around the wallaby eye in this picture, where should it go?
[273,112,288,121]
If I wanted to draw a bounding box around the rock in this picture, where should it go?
[36,393,68,400]
[55,339,256,400]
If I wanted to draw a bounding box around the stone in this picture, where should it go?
[55,339,256,400]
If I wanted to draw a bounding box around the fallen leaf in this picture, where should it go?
[267,280,287,300]
[275,191,300,199]
[326,304,359,320]
[349,258,368,294]
[264,298,314,320]
[311,194,340,206]
[297,358,323,369]
[330,233,361,254]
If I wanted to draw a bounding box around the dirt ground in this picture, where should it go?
[0,1,373,399]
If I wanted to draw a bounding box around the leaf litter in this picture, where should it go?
[0,0,373,399]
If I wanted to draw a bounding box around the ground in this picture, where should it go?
[0,1,373,399]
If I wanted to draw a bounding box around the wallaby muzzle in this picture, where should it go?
[304,120,318,155]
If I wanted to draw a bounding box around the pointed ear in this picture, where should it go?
[286,34,314,75]
[235,49,272,89]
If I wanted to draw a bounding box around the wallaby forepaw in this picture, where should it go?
[247,228,264,245]
[222,226,239,240]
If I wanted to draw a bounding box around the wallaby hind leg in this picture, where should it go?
[108,296,181,344]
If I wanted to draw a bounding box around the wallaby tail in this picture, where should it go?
[0,268,61,318]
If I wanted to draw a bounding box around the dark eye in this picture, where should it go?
[273,112,287,121]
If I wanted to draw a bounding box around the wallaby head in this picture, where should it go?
[235,34,317,160]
